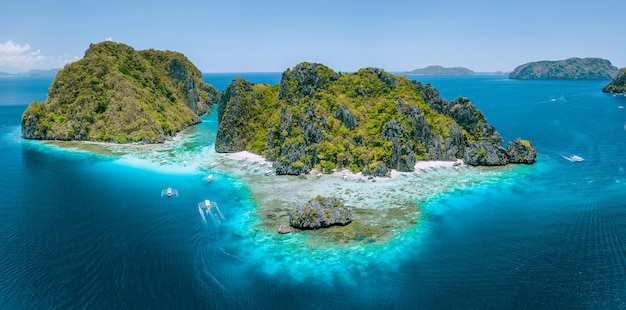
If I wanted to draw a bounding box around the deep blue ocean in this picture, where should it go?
[1,73,625,309]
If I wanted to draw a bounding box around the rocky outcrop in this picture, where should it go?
[464,140,509,166]
[215,78,255,152]
[506,138,538,164]
[509,57,619,80]
[21,41,218,143]
[602,68,626,93]
[289,196,352,230]
[363,162,390,177]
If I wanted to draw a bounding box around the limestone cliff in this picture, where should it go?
[289,196,352,229]
[216,62,536,175]
[21,41,219,143]
[602,68,626,93]
[509,57,619,80]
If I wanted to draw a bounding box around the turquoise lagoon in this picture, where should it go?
[0,73,625,308]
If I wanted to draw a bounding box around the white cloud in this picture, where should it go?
[0,40,78,73]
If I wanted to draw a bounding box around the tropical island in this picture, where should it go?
[508,57,619,80]
[401,65,475,75]
[21,41,219,143]
[216,62,536,176]
[603,68,626,93]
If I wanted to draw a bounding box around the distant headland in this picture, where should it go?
[0,68,60,77]
[21,41,219,143]
[216,62,536,174]
[401,65,475,75]
[509,57,619,80]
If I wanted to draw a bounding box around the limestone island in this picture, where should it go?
[21,41,219,143]
[603,68,626,94]
[509,57,619,80]
[401,65,475,75]
[216,62,536,175]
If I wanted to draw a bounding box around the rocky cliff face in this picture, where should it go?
[602,68,626,93]
[215,62,537,174]
[509,57,619,80]
[21,41,219,143]
[289,196,352,229]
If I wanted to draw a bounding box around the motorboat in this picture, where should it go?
[207,174,214,182]
[210,162,220,168]
[160,159,168,165]
[571,155,584,162]
[563,155,584,162]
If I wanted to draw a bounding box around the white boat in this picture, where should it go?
[264,169,273,176]
[343,174,348,181]
[207,174,214,182]
[210,162,220,168]
[198,199,226,224]
[241,163,249,169]
[182,160,187,167]
[316,173,322,179]
[161,187,178,197]
[571,155,584,162]
[160,159,168,165]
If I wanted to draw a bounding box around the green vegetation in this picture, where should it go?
[21,41,218,143]
[217,63,487,174]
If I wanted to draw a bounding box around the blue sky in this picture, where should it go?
[1,0,624,73]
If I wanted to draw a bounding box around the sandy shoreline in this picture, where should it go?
[224,150,464,181]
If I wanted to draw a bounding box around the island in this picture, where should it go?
[509,57,619,80]
[602,68,626,93]
[216,62,536,176]
[21,41,219,143]
[402,65,475,75]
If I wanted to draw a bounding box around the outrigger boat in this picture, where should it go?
[161,187,178,197]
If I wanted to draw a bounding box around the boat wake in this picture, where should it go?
[198,199,226,225]
[563,155,584,162]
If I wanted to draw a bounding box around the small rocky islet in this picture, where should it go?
[20,41,538,238]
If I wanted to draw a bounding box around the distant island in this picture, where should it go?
[509,57,619,80]
[216,62,536,174]
[21,41,219,143]
[0,68,60,77]
[402,65,475,75]
[603,68,626,93]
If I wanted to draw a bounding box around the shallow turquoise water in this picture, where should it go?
[1,74,625,308]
